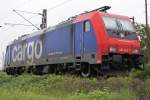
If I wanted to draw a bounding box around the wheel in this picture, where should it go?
[42,66,49,74]
[91,64,101,77]
[6,67,24,76]
[16,67,25,75]
[32,66,43,75]
[6,68,11,75]
[48,65,55,74]
[54,65,59,75]
[81,63,91,77]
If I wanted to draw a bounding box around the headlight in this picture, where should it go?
[109,47,117,52]
[132,49,139,54]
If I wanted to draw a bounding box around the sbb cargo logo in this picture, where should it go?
[12,39,43,64]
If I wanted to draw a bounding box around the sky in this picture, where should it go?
[0,0,149,68]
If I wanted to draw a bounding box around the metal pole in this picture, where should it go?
[130,16,135,25]
[145,0,149,34]
[145,0,150,57]
[40,9,47,29]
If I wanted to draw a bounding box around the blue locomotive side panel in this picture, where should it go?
[4,19,99,68]
[44,25,73,56]
[24,34,43,65]
[43,25,74,63]
[7,34,43,67]
[5,24,74,67]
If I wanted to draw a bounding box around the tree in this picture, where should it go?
[135,23,150,59]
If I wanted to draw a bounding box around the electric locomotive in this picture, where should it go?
[3,6,145,77]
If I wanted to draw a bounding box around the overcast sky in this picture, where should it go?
[0,0,149,68]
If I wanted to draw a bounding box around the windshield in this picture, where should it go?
[102,16,137,40]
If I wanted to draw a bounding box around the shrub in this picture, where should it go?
[105,77,132,91]
[130,64,150,79]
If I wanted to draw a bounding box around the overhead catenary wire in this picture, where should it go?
[13,9,42,15]
[4,23,34,27]
[1,0,74,32]
[7,0,74,28]
[47,0,74,11]
[13,0,74,15]
[0,0,33,25]
[0,0,34,32]
[12,9,40,30]
[1,14,39,32]
[15,0,33,8]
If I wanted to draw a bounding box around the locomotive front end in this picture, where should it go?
[102,15,145,70]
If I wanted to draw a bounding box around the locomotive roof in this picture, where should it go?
[8,19,73,45]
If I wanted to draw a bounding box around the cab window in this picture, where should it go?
[83,20,91,32]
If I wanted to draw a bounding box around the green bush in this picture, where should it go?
[105,77,132,91]
[130,64,150,79]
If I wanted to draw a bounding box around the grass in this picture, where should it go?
[0,64,150,100]
[0,89,50,100]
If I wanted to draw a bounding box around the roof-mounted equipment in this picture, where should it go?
[91,6,111,13]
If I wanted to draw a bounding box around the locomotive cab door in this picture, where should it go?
[73,20,97,63]
[74,22,84,58]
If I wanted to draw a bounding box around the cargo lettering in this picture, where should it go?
[12,40,43,64]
